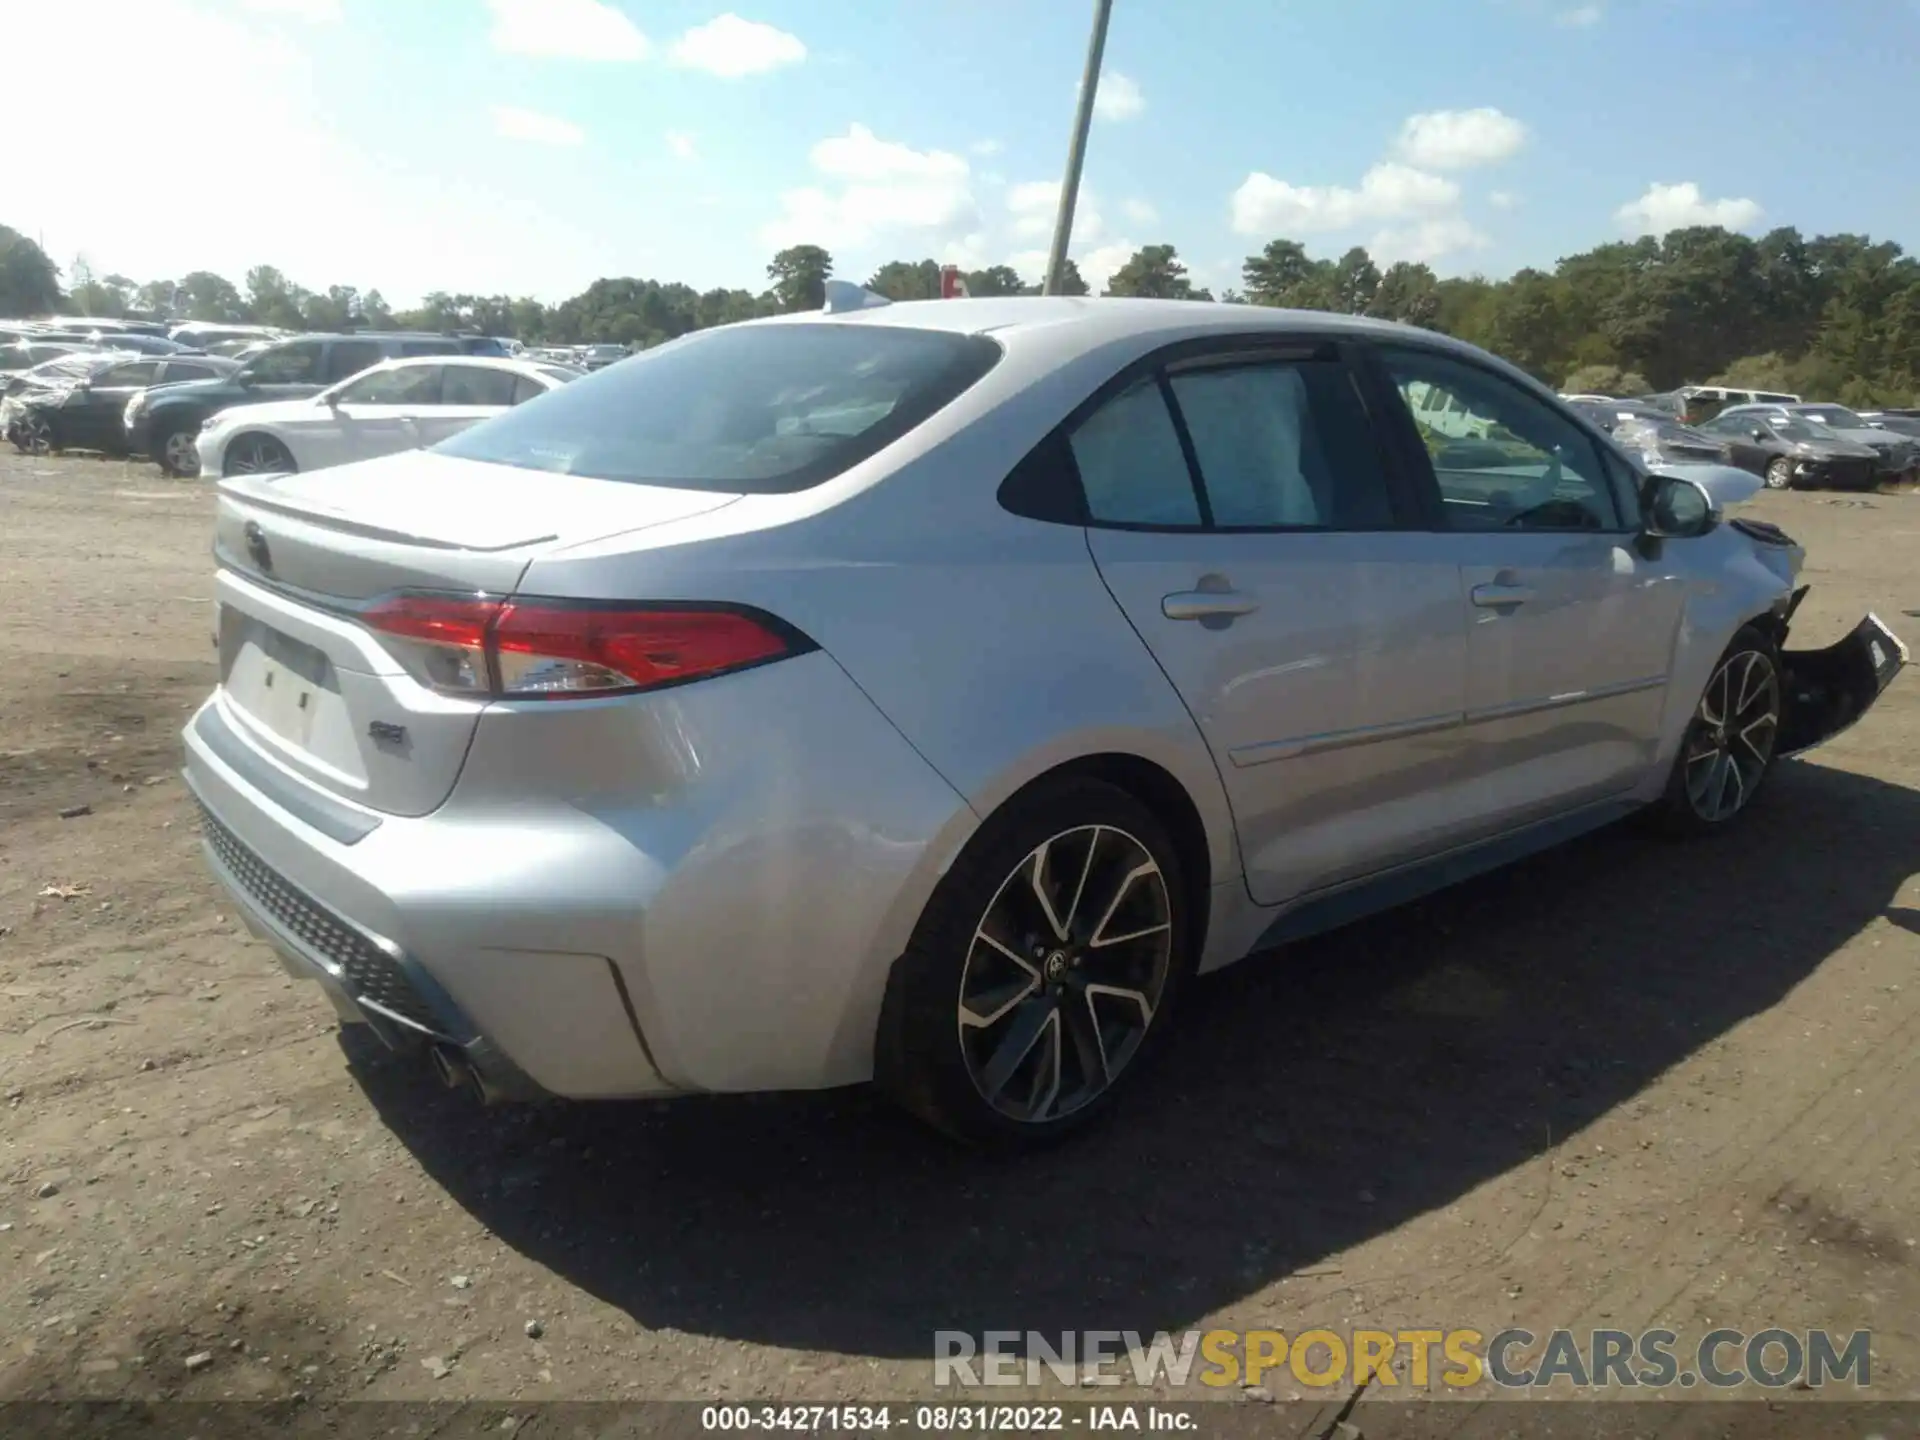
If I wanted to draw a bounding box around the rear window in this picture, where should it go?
[432,322,1002,493]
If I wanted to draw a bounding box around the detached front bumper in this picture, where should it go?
[1780,610,1908,756]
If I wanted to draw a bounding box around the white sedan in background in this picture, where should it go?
[195,355,582,478]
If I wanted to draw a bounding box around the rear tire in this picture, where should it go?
[13,412,55,456]
[1764,457,1794,490]
[155,422,201,478]
[875,777,1192,1149]
[1647,624,1782,837]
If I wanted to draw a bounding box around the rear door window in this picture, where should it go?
[433,323,1002,493]
[324,340,385,383]
[441,365,518,406]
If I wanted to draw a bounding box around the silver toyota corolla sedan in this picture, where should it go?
[183,293,1907,1147]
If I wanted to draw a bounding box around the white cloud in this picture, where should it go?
[1122,197,1159,224]
[241,0,341,20]
[1615,181,1763,236]
[1093,71,1144,122]
[1557,4,1603,25]
[1231,162,1458,236]
[487,0,647,61]
[666,130,697,160]
[1077,241,1138,294]
[1007,181,1103,243]
[670,13,805,77]
[1489,190,1518,210]
[8,0,626,306]
[761,124,977,252]
[1370,216,1491,265]
[1393,108,1527,170]
[970,139,1003,156]
[492,106,585,146]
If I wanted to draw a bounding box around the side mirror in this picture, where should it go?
[1751,427,1766,440]
[1641,473,1717,540]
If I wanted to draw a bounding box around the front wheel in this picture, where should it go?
[1648,625,1782,835]
[13,412,54,456]
[876,778,1191,1147]
[1764,457,1794,490]
[223,433,297,477]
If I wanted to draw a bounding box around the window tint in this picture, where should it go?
[441,365,518,407]
[399,339,459,357]
[511,374,552,405]
[1068,378,1202,527]
[162,361,219,382]
[324,340,385,383]
[1168,359,1395,529]
[1380,347,1623,531]
[434,323,1002,493]
[96,361,160,388]
[336,365,441,405]
[241,342,321,384]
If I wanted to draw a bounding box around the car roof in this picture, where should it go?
[752,295,1422,343]
[351,354,556,375]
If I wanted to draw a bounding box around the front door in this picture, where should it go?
[1073,347,1471,907]
[1369,345,1685,838]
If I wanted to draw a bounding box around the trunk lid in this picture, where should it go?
[210,450,741,818]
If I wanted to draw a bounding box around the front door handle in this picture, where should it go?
[1471,582,1536,608]
[1163,590,1260,621]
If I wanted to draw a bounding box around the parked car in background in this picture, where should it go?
[128,331,491,476]
[576,343,629,370]
[1859,410,1920,442]
[170,323,285,350]
[184,294,1904,1144]
[0,341,89,377]
[1696,410,1882,490]
[76,333,195,356]
[5,351,239,455]
[1605,413,1729,467]
[1718,402,1920,483]
[196,355,580,477]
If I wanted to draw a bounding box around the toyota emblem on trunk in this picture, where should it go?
[243,520,272,573]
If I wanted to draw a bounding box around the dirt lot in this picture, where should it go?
[2,450,1918,1412]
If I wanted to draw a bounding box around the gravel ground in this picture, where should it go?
[1,450,1918,1410]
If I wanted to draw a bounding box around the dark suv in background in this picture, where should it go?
[127,331,509,476]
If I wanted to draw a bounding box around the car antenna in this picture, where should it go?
[821,281,892,315]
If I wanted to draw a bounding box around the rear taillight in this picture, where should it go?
[361,593,808,700]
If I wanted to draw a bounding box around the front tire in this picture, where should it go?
[223,433,297,477]
[1648,625,1782,836]
[13,412,55,456]
[876,777,1191,1148]
[1764,457,1794,490]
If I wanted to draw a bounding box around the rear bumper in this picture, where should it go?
[183,650,976,1099]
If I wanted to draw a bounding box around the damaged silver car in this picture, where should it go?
[184,297,1906,1146]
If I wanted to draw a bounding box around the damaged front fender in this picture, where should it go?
[1778,611,1908,757]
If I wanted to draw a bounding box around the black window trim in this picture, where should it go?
[998,331,1425,535]
[1355,339,1641,537]
[339,363,445,407]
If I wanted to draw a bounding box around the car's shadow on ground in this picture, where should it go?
[349,759,1920,1360]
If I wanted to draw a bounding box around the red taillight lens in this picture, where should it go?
[361,593,805,700]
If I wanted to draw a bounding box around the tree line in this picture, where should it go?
[3,218,1915,404]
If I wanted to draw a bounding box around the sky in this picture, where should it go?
[14,0,1920,306]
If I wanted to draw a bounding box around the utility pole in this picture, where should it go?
[1043,0,1113,296]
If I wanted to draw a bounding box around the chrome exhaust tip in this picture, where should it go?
[429,1044,465,1091]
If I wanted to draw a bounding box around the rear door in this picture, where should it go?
[415,363,518,445]
[1367,344,1685,837]
[319,364,442,467]
[1077,339,1471,906]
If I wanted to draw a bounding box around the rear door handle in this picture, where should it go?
[1471,583,1536,608]
[1163,590,1260,621]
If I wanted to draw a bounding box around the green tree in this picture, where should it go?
[245,265,309,329]
[0,225,60,315]
[1365,262,1441,328]
[768,245,833,312]
[174,271,249,323]
[1242,238,1328,308]
[866,259,941,301]
[1330,247,1381,315]
[965,264,1025,297]
[1104,244,1200,299]
[1560,363,1651,397]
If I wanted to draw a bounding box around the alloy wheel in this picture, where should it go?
[1764,458,1792,490]
[16,415,51,455]
[1684,649,1780,823]
[228,437,291,475]
[957,824,1174,1124]
[162,431,200,477]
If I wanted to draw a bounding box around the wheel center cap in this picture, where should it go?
[1043,950,1070,983]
